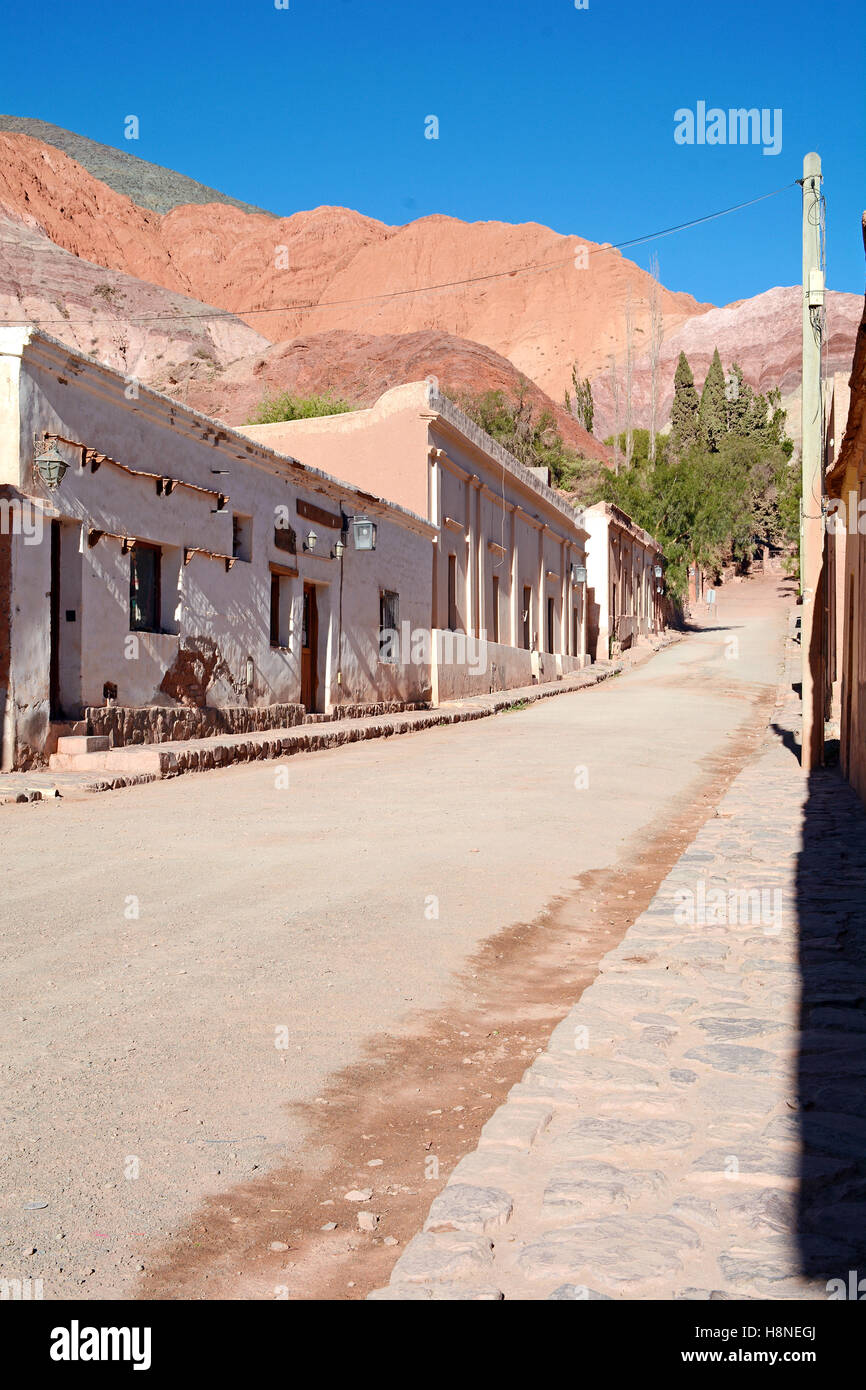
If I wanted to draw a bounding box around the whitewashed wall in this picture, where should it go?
[0,334,433,765]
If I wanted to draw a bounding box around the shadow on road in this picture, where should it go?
[796,765,866,1288]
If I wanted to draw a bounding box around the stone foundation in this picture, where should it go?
[84,700,432,747]
[84,703,307,747]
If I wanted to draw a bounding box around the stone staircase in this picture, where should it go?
[49,735,166,775]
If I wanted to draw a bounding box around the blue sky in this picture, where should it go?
[3,0,864,305]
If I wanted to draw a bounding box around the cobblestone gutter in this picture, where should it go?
[370,634,866,1300]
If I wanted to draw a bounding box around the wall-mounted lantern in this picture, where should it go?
[332,538,346,560]
[352,516,378,552]
[570,562,587,584]
[34,438,68,490]
[653,563,663,579]
[303,529,318,552]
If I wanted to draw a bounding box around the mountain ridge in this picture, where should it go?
[0,120,859,461]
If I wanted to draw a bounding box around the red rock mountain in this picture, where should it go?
[181,327,609,459]
[0,125,860,460]
[589,285,863,447]
[0,132,700,391]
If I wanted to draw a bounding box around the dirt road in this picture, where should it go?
[0,573,792,1299]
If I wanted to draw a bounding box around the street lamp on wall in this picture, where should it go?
[34,438,68,490]
[570,562,587,585]
[351,516,377,551]
[303,529,318,552]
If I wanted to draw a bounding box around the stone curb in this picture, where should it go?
[3,647,673,800]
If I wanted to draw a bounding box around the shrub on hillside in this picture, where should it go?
[247,391,355,424]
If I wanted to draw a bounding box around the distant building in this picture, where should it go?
[243,382,594,702]
[583,502,666,660]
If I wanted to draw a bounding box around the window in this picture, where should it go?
[232,513,252,562]
[447,554,458,631]
[129,543,161,632]
[491,575,500,643]
[547,596,555,654]
[522,586,532,650]
[270,572,281,646]
[379,590,400,663]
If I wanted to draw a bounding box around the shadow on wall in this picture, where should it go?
[795,762,866,1291]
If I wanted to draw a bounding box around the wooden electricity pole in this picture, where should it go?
[800,151,824,773]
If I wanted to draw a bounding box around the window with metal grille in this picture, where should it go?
[379,590,399,663]
[129,543,161,632]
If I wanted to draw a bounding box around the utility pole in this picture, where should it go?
[800,151,824,773]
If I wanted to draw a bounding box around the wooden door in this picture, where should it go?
[301,582,318,711]
[49,520,61,718]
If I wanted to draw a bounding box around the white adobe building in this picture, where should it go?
[0,329,435,769]
[583,501,666,660]
[0,334,665,773]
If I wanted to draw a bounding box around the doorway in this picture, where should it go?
[49,519,83,719]
[301,582,318,711]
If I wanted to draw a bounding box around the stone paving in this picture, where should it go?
[370,639,866,1300]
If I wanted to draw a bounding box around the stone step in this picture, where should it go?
[49,746,168,775]
[55,735,110,754]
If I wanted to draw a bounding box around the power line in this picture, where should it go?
[0,180,798,330]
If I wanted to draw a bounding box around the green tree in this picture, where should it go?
[564,361,594,434]
[589,351,797,600]
[669,351,700,458]
[447,383,602,492]
[603,428,668,471]
[724,362,750,437]
[698,347,727,452]
[723,367,792,456]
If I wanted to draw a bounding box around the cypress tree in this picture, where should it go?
[724,362,750,437]
[670,350,700,456]
[699,347,727,452]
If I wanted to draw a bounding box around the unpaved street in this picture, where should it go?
[0,574,791,1299]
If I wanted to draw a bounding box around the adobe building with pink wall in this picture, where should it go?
[243,382,592,701]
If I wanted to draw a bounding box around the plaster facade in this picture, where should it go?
[244,382,593,702]
[0,329,435,768]
[583,501,665,661]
